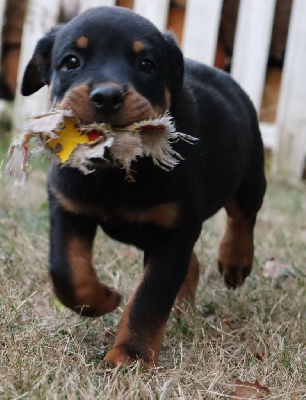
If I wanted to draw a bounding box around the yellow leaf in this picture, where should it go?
[47,117,89,162]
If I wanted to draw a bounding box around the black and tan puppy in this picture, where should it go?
[21,6,266,367]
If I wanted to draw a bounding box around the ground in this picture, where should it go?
[0,135,305,399]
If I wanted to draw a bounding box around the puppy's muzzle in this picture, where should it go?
[90,86,124,114]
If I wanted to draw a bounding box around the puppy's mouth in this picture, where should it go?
[56,83,165,128]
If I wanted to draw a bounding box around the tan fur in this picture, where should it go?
[218,217,254,267]
[76,36,88,49]
[67,236,121,315]
[164,89,171,110]
[104,266,166,367]
[57,82,161,125]
[133,40,145,53]
[218,201,255,286]
[122,203,179,229]
[52,187,179,230]
[57,83,94,123]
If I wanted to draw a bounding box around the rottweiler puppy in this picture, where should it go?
[21,6,266,367]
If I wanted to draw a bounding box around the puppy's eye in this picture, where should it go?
[139,58,157,74]
[61,55,80,70]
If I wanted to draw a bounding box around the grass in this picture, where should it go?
[0,133,305,399]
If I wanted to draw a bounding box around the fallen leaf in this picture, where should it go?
[229,379,270,399]
[262,258,292,279]
[222,318,236,330]
[254,353,265,362]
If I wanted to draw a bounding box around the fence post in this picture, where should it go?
[231,0,276,114]
[12,0,60,131]
[275,0,306,179]
[0,0,12,122]
[133,0,170,31]
[79,0,116,14]
[0,0,5,58]
[182,0,223,66]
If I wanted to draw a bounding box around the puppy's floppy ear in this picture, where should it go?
[22,26,61,96]
[163,31,184,94]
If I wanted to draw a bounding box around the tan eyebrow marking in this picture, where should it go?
[76,36,89,49]
[133,40,145,53]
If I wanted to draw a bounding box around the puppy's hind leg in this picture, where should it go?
[49,190,121,317]
[218,153,266,288]
[218,201,256,288]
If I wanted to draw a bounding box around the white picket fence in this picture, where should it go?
[1,0,306,178]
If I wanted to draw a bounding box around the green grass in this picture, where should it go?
[0,137,305,399]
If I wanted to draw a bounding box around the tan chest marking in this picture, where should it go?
[51,187,102,217]
[122,203,179,229]
[51,187,179,229]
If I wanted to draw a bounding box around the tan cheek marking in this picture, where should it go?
[76,36,88,49]
[57,82,94,123]
[123,203,179,229]
[154,105,165,116]
[151,89,171,117]
[58,83,159,126]
[164,89,171,110]
[133,40,145,53]
[114,88,159,125]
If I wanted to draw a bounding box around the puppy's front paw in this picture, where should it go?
[103,345,153,369]
[218,262,251,289]
[73,284,121,317]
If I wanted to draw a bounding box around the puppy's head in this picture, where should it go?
[22,6,184,126]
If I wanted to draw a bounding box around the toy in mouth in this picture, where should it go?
[7,109,197,185]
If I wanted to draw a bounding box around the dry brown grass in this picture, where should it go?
[0,141,305,399]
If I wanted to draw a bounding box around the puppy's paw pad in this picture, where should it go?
[218,262,251,289]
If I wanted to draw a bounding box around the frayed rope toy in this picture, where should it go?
[7,110,197,185]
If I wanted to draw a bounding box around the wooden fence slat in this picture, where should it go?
[13,0,60,129]
[0,0,6,61]
[275,0,306,179]
[0,0,11,122]
[182,0,223,66]
[231,0,276,113]
[79,0,116,14]
[133,0,170,32]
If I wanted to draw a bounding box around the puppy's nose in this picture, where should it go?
[90,86,124,113]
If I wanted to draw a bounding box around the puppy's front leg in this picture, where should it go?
[103,238,196,367]
[48,189,121,316]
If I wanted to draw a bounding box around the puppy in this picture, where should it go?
[21,6,266,367]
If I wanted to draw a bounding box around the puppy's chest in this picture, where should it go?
[52,186,179,232]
